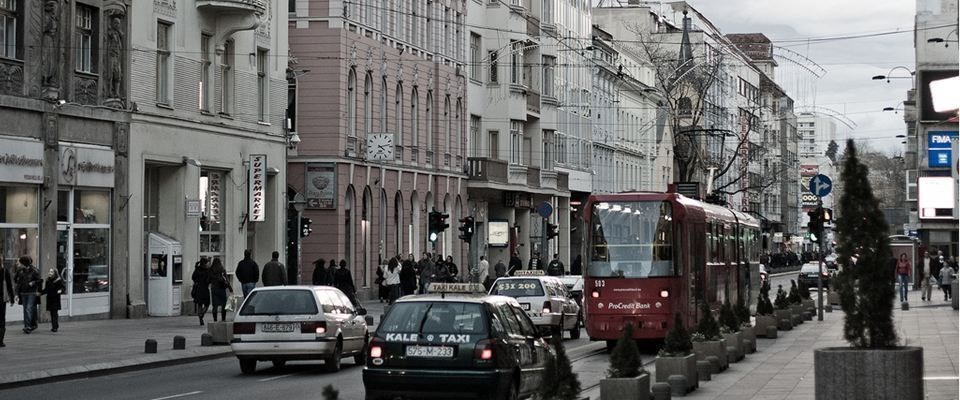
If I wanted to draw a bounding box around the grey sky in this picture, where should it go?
[686,0,917,154]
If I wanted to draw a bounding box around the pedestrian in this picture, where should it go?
[41,269,64,332]
[14,256,41,333]
[235,249,259,298]
[571,255,583,276]
[547,253,564,276]
[326,259,338,286]
[384,258,401,304]
[209,257,233,322]
[375,262,388,303]
[528,252,543,271]
[896,253,911,303]
[445,255,459,283]
[940,259,955,301]
[921,251,933,302]
[0,257,14,346]
[334,259,358,306]
[191,257,211,326]
[509,252,522,275]
[261,251,287,287]
[477,256,490,286]
[418,252,435,294]
[400,255,417,296]
[311,258,328,286]
[435,258,452,283]
[495,259,507,278]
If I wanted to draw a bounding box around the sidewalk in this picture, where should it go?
[0,299,388,388]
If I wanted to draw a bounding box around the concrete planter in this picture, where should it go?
[790,304,803,323]
[655,353,697,393]
[741,325,756,353]
[802,299,816,313]
[693,339,728,371]
[952,281,958,310]
[722,331,744,361]
[814,346,923,400]
[207,322,234,345]
[754,315,777,337]
[828,291,840,305]
[600,372,650,400]
[774,309,793,329]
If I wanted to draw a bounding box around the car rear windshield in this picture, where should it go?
[489,279,544,297]
[239,290,319,316]
[801,264,821,273]
[379,302,487,334]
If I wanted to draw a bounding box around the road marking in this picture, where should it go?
[150,391,203,400]
[923,376,960,381]
[258,373,297,382]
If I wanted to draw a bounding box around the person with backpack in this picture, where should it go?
[191,257,211,326]
[209,257,233,322]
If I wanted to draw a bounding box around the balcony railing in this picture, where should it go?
[410,146,419,163]
[425,150,434,165]
[526,90,540,114]
[467,157,509,183]
[196,0,266,14]
[345,136,358,157]
[444,153,451,167]
[540,169,558,190]
[395,145,404,161]
[526,15,540,38]
[526,167,541,188]
[508,164,527,185]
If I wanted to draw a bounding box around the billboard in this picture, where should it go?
[927,131,957,168]
[918,70,960,121]
[918,176,956,219]
[800,164,819,177]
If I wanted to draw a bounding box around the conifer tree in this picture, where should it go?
[607,323,643,378]
[774,285,790,310]
[719,300,740,332]
[788,280,802,304]
[695,301,721,340]
[756,281,775,315]
[322,385,339,400]
[662,313,693,356]
[833,140,897,348]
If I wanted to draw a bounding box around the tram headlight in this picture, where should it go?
[591,290,599,298]
[659,289,669,298]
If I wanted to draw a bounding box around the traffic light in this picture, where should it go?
[428,209,449,243]
[822,208,833,224]
[807,207,824,243]
[287,215,299,245]
[300,217,313,238]
[458,216,475,242]
[547,222,559,240]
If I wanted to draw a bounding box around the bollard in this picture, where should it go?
[651,382,672,400]
[825,304,833,313]
[667,375,688,396]
[365,315,374,326]
[901,301,909,311]
[696,360,713,381]
[173,335,186,350]
[802,311,812,321]
[726,347,738,364]
[201,333,214,346]
[765,325,778,339]
[778,319,792,331]
[704,356,721,374]
[145,339,158,354]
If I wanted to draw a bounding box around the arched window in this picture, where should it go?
[678,97,692,116]
[456,99,463,159]
[444,95,451,156]
[381,76,389,131]
[426,91,434,152]
[347,68,357,137]
[396,83,404,150]
[364,72,373,135]
[411,88,419,150]
[394,192,404,256]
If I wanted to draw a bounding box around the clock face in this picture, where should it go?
[366,133,394,161]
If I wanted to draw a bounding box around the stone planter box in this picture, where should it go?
[790,304,803,322]
[722,331,744,361]
[207,322,234,345]
[693,340,728,371]
[600,372,650,400]
[802,299,816,313]
[655,353,697,393]
[952,281,958,310]
[741,325,756,353]
[814,346,923,400]
[754,315,777,337]
[828,290,840,305]
[774,309,793,329]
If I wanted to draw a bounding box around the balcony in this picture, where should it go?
[196,0,266,14]
[526,167,541,188]
[508,164,527,185]
[526,15,540,38]
[467,157,508,183]
[526,90,541,114]
[540,169,558,190]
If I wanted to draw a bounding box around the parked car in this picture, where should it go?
[489,271,581,339]
[231,286,368,374]
[798,262,831,289]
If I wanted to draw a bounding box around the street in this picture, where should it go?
[0,333,621,400]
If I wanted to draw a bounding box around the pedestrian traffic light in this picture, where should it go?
[428,209,449,243]
[547,222,559,240]
[807,207,823,243]
[458,216,475,242]
[287,215,299,245]
[300,217,313,238]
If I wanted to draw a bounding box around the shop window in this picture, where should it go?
[0,185,38,274]
[72,228,109,293]
[200,170,224,258]
[0,186,38,223]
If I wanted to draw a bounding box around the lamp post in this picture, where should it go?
[872,66,915,83]
[927,28,959,47]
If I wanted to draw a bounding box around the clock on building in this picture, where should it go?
[365,133,395,161]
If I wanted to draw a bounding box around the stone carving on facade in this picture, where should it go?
[396,62,403,82]
[74,77,98,105]
[114,122,129,156]
[256,1,272,40]
[104,1,126,108]
[427,69,434,88]
[348,44,358,67]
[43,113,59,149]
[153,0,177,18]
[0,62,23,96]
[380,50,388,76]
[41,0,62,100]
[412,64,419,86]
[365,48,374,72]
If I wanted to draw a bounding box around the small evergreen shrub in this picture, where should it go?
[695,301,721,341]
[660,313,693,357]
[539,335,582,400]
[322,385,339,400]
[756,281,775,315]
[774,285,790,310]
[719,300,740,333]
[607,323,644,378]
[735,296,751,326]
[788,280,802,304]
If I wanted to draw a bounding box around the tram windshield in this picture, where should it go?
[588,201,674,278]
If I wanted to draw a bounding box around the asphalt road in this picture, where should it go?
[0,330,634,400]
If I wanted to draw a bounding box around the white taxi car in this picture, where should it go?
[489,270,581,339]
[231,286,369,374]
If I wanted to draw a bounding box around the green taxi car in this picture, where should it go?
[363,283,555,400]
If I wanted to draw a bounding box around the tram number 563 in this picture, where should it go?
[595,280,606,287]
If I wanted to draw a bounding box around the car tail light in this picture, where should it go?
[822,271,829,276]
[542,302,552,314]
[300,321,327,336]
[474,338,495,361]
[369,337,385,358]
[660,289,670,298]
[591,290,599,298]
[233,322,255,335]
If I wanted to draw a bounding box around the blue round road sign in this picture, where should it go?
[809,174,833,198]
[537,202,553,218]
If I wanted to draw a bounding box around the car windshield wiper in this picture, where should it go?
[416,304,434,338]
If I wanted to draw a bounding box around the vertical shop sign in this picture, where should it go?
[249,155,266,222]
[208,172,221,223]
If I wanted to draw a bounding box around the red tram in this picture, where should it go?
[582,191,761,348]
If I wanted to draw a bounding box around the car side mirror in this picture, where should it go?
[356,308,367,316]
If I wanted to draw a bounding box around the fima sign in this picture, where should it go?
[928,131,957,168]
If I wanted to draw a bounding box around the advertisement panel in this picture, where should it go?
[918,176,956,219]
[248,155,266,222]
[487,220,510,247]
[927,131,957,168]
[799,164,819,177]
[305,163,337,209]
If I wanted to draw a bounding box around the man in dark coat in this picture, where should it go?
[418,252,435,294]
[494,259,507,278]
[261,251,287,286]
[400,254,418,296]
[41,269,65,332]
[236,249,260,297]
[14,256,41,333]
[528,252,543,271]
[311,258,328,286]
[334,260,358,306]
[509,253,522,276]
[547,253,564,276]
[0,259,15,346]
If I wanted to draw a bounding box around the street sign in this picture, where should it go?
[809,174,832,198]
[536,201,553,218]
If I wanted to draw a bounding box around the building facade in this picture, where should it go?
[289,0,468,295]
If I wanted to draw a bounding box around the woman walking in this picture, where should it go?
[400,254,417,296]
[384,258,401,304]
[896,253,911,303]
[41,269,65,332]
[326,259,338,286]
[191,257,211,326]
[334,259,358,306]
[311,258,327,285]
[209,257,233,322]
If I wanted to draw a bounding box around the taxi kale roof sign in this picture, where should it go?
[427,283,487,294]
[513,270,545,276]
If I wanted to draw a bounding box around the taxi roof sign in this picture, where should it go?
[427,282,487,294]
[512,269,545,276]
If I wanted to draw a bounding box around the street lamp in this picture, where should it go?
[927,28,959,47]
[872,66,914,83]
[883,103,904,114]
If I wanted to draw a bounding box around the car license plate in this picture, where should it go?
[261,323,295,333]
[405,345,454,358]
[521,303,530,311]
